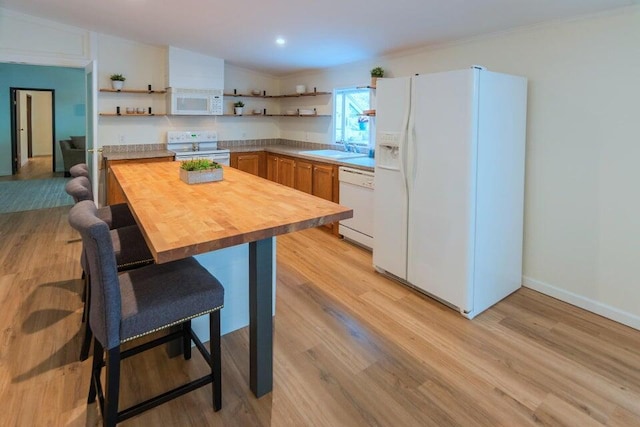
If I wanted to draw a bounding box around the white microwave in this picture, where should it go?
[167,88,224,115]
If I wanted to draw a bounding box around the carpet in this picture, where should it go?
[0,178,74,214]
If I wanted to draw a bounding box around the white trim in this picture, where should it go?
[0,7,93,67]
[523,276,640,331]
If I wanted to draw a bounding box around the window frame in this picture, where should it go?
[333,86,372,147]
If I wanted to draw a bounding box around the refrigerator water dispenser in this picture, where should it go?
[377,145,400,170]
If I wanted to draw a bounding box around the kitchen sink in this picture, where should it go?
[300,149,367,160]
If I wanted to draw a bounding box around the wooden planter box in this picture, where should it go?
[179,167,223,184]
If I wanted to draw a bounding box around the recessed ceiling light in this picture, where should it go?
[275,37,286,46]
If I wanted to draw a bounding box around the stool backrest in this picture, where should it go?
[65,176,94,202]
[68,200,122,349]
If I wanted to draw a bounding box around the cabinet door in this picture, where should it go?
[278,157,296,188]
[295,160,313,194]
[312,163,335,201]
[106,157,173,205]
[230,152,239,169]
[237,153,260,176]
[266,154,279,182]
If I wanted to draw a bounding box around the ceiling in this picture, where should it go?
[1,0,636,75]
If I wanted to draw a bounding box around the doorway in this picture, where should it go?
[9,88,56,178]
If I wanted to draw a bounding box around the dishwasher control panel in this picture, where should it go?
[338,167,375,189]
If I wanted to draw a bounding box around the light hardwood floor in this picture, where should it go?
[1,207,639,426]
[0,155,60,182]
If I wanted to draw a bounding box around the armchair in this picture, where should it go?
[59,136,85,176]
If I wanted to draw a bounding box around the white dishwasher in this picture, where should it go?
[338,166,374,249]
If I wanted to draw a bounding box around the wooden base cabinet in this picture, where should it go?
[311,163,338,232]
[312,163,335,202]
[294,160,313,194]
[266,154,295,188]
[230,152,266,178]
[264,153,339,233]
[105,157,173,205]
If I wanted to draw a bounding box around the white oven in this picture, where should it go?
[167,88,224,116]
[167,131,230,166]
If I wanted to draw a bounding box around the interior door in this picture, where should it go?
[26,95,33,158]
[85,61,98,201]
[15,90,22,172]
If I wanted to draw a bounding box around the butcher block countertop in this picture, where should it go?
[110,161,353,264]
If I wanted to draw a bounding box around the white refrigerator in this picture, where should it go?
[373,67,528,319]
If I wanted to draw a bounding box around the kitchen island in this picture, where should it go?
[110,161,352,397]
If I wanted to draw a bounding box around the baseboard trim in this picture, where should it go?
[522,276,640,331]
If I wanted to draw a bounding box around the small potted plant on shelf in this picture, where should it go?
[370,67,384,87]
[234,101,245,115]
[110,73,126,90]
[358,116,368,130]
[179,158,223,184]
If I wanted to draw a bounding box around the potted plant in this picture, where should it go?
[370,67,384,87]
[179,158,223,184]
[358,116,368,130]
[110,73,126,90]
[234,101,245,115]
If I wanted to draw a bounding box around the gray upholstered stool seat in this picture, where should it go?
[65,176,136,230]
[119,257,223,343]
[68,200,224,426]
[98,203,136,230]
[110,225,154,271]
[80,224,154,273]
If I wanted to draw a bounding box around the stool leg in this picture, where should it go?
[104,347,121,427]
[80,275,92,361]
[81,274,90,322]
[79,322,92,361]
[81,270,87,304]
[88,338,103,404]
[183,319,192,360]
[210,311,221,411]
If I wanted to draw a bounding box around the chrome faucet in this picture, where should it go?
[344,142,358,153]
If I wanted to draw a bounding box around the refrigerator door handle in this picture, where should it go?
[398,78,412,193]
[406,90,416,193]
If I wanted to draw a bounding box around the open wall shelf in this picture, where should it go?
[99,88,167,94]
[223,91,331,98]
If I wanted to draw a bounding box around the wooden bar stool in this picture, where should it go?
[68,200,223,426]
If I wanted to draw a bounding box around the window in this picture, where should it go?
[334,87,371,146]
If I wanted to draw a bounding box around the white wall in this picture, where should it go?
[97,34,170,145]
[282,7,640,328]
[0,8,92,67]
[220,64,280,140]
